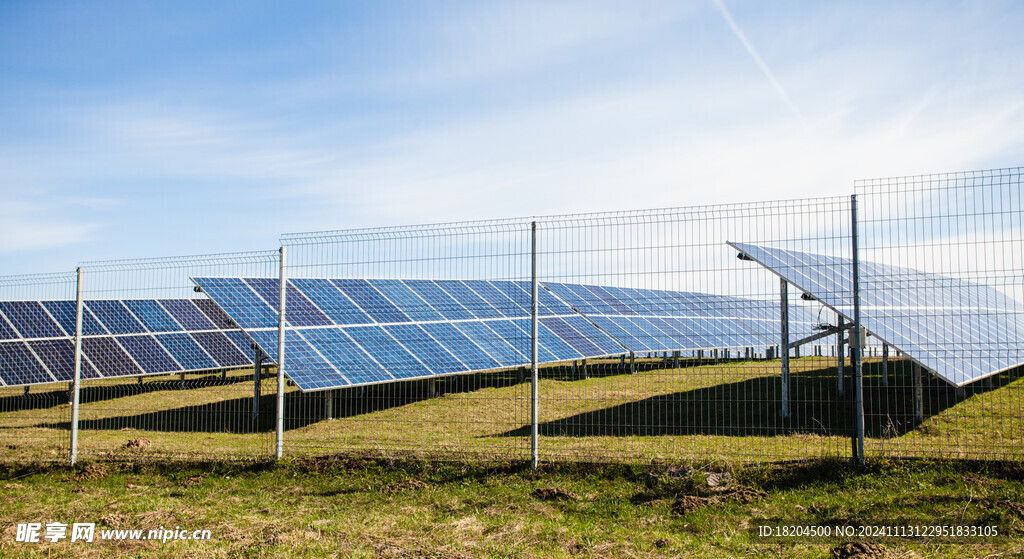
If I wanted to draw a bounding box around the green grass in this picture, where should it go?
[2,356,1023,464]
[0,457,1022,558]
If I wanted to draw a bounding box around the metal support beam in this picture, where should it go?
[881,344,889,387]
[253,347,263,420]
[913,362,924,423]
[780,278,790,419]
[629,351,635,374]
[788,324,852,350]
[836,316,845,396]
[530,221,539,470]
[69,267,84,465]
[275,246,287,460]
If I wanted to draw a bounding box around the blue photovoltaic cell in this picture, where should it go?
[544,282,598,315]
[282,330,350,391]
[289,278,372,325]
[438,281,504,319]
[0,301,65,340]
[562,315,623,355]
[159,299,216,331]
[419,322,501,372]
[590,316,651,353]
[490,281,551,316]
[404,280,474,321]
[28,339,100,381]
[535,321,584,361]
[123,300,183,333]
[345,325,431,379]
[0,342,53,385]
[245,278,332,327]
[300,328,391,385]
[86,300,147,335]
[247,329,279,363]
[333,279,409,324]
[191,331,250,368]
[117,335,181,374]
[454,321,527,367]
[501,318,559,362]
[540,316,603,357]
[222,327,256,354]
[191,278,275,329]
[0,314,18,340]
[368,280,444,323]
[193,298,238,329]
[480,319,534,362]
[466,281,529,318]
[154,333,219,371]
[82,337,143,377]
[385,323,466,374]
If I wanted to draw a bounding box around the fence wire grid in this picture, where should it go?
[1,167,1022,465]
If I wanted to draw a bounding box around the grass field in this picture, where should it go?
[1,457,1022,558]
[2,357,1023,557]
[2,356,1022,464]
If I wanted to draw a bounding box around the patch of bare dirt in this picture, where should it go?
[831,541,889,559]
[74,462,108,481]
[669,485,767,515]
[532,486,578,501]
[123,438,153,451]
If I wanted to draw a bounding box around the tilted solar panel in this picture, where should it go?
[730,241,1024,387]
[192,277,817,392]
[0,297,259,388]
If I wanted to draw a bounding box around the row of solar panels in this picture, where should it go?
[731,242,1024,387]
[193,277,820,392]
[0,298,258,387]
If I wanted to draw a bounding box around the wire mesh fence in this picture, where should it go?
[856,168,1024,460]
[58,252,278,462]
[0,272,77,462]
[0,167,1022,465]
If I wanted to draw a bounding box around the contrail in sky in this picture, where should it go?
[712,0,807,128]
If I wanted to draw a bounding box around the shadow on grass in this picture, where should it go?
[0,371,256,413]
[497,359,1023,439]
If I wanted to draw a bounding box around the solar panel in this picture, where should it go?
[192,275,818,392]
[730,241,1024,386]
[0,295,259,388]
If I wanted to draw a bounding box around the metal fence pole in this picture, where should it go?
[69,267,84,465]
[530,221,539,469]
[780,278,790,419]
[851,194,865,464]
[276,246,287,460]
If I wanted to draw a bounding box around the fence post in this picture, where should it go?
[276,246,287,460]
[779,278,790,418]
[836,315,845,396]
[530,221,540,470]
[851,194,865,465]
[69,267,84,465]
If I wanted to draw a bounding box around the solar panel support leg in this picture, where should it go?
[913,362,924,423]
[673,350,680,368]
[780,278,790,419]
[581,358,588,379]
[253,350,262,421]
[881,344,889,387]
[69,266,84,466]
[137,376,142,385]
[324,389,332,421]
[24,385,29,396]
[836,316,845,396]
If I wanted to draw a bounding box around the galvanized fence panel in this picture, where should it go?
[0,272,77,462]
[69,252,280,461]
[856,168,1024,460]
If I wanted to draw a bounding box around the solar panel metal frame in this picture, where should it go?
[729,241,1024,387]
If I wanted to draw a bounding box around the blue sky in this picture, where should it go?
[2,1,1023,274]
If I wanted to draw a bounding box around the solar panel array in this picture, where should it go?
[0,298,258,388]
[193,277,821,392]
[729,242,1024,387]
